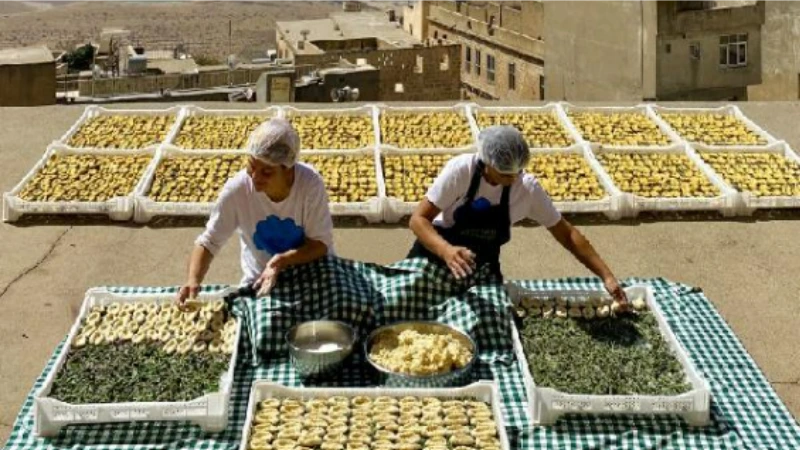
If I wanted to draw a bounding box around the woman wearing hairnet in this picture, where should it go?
[407,125,628,305]
[177,118,334,305]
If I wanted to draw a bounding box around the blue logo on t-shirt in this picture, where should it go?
[471,197,491,212]
[253,215,306,255]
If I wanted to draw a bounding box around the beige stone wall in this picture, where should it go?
[0,62,55,106]
[544,1,648,101]
[748,1,800,100]
[657,25,762,99]
[429,22,542,101]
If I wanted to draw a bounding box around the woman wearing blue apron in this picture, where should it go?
[407,125,628,305]
[176,118,335,306]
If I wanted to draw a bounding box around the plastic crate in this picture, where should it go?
[168,105,279,151]
[133,146,247,223]
[650,104,778,149]
[505,283,711,426]
[301,148,385,223]
[467,103,583,148]
[59,105,185,150]
[527,144,624,220]
[283,105,380,153]
[3,144,155,222]
[560,103,680,150]
[380,147,475,223]
[34,287,243,437]
[690,141,800,215]
[376,103,476,151]
[238,381,511,450]
[590,144,738,217]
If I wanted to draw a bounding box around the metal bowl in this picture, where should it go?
[365,321,477,388]
[286,320,356,380]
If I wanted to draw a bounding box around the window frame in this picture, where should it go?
[475,49,481,76]
[487,54,496,84]
[465,46,471,73]
[719,33,748,68]
[508,62,516,91]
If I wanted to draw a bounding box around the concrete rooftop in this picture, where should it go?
[1,101,800,443]
[277,11,419,55]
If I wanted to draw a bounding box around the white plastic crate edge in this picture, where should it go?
[238,381,511,450]
[504,282,711,426]
[528,144,622,219]
[467,102,583,148]
[57,105,186,150]
[649,104,778,149]
[3,144,156,222]
[376,103,477,152]
[690,141,800,214]
[380,146,477,223]
[302,147,384,223]
[589,144,738,217]
[166,105,280,151]
[34,286,243,437]
[559,102,681,150]
[283,105,380,154]
[133,146,249,223]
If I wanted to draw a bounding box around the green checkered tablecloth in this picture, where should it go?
[4,257,800,450]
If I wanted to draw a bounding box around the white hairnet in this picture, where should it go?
[246,118,301,167]
[477,125,530,174]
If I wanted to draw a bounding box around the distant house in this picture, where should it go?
[0,46,56,106]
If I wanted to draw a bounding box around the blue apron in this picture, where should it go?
[407,160,511,277]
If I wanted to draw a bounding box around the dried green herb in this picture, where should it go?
[49,342,229,404]
[521,313,692,396]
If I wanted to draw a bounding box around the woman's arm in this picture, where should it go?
[178,245,214,305]
[547,218,628,303]
[273,238,328,269]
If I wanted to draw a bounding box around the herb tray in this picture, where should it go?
[239,381,511,450]
[34,287,242,437]
[505,283,711,426]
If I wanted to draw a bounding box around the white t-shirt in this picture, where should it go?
[196,163,335,285]
[426,153,562,229]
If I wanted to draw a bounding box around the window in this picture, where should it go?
[719,34,747,68]
[475,49,481,76]
[465,46,471,73]
[440,53,449,71]
[487,54,496,83]
[508,62,516,90]
[690,42,701,60]
[666,43,672,54]
[394,83,404,93]
[434,31,439,40]
[539,75,545,100]
[415,54,424,73]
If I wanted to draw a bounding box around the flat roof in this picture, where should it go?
[0,46,53,66]
[277,11,420,55]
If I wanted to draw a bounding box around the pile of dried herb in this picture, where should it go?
[520,313,692,396]
[49,342,229,404]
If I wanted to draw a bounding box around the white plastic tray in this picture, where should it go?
[34,287,242,437]
[376,103,477,152]
[283,105,381,153]
[3,144,155,222]
[167,105,279,151]
[380,147,475,223]
[690,141,800,214]
[528,144,623,219]
[590,144,738,217]
[301,148,385,223]
[560,103,680,150]
[133,146,247,223]
[239,381,511,450]
[650,104,778,149]
[504,283,711,426]
[58,105,186,150]
[467,102,583,148]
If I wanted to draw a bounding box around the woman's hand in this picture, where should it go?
[176,280,200,311]
[604,276,629,309]
[254,255,287,297]
[442,245,476,279]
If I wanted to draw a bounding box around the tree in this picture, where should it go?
[64,44,95,72]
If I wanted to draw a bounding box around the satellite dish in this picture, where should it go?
[331,88,342,102]
[350,88,359,101]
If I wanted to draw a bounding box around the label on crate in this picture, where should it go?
[52,405,99,421]
[552,399,592,411]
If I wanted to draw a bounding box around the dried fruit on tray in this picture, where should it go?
[476,112,573,148]
[383,154,453,202]
[660,113,767,146]
[19,154,151,202]
[380,112,473,149]
[569,112,670,146]
[68,115,174,149]
[148,154,247,203]
[289,114,375,150]
[175,115,268,149]
[597,152,719,198]
[301,155,377,203]
[698,152,800,197]
[527,154,605,201]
